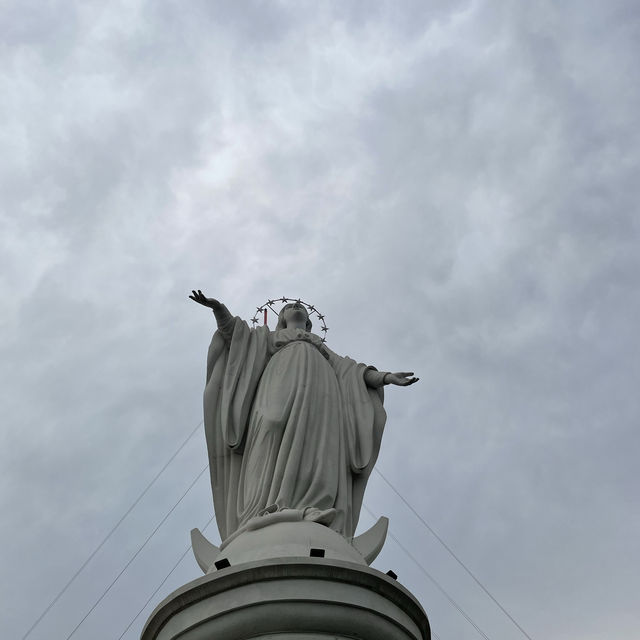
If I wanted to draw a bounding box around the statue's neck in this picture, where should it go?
[285,320,307,330]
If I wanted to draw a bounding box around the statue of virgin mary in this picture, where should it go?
[190,291,418,544]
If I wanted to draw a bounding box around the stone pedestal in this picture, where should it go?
[142,520,429,639]
[141,557,430,639]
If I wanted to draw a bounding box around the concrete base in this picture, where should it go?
[193,519,386,572]
[141,557,430,640]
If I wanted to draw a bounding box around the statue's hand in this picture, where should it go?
[386,372,419,387]
[189,290,221,310]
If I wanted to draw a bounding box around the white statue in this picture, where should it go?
[190,291,418,544]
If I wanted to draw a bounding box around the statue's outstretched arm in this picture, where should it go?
[364,369,419,388]
[189,290,234,336]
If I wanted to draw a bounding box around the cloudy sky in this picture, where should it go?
[2,1,639,638]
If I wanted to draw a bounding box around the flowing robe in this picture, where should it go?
[204,318,387,542]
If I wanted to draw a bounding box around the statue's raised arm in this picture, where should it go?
[189,290,233,335]
[189,289,221,310]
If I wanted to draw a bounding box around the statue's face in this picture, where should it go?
[281,303,309,327]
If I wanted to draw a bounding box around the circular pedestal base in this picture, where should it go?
[215,520,368,568]
[141,558,430,640]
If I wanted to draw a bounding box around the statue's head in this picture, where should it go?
[276,302,312,331]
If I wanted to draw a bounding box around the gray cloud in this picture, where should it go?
[2,1,639,639]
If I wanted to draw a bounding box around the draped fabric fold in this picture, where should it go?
[204,318,386,542]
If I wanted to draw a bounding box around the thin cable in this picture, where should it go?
[375,467,534,640]
[21,419,203,640]
[117,514,216,640]
[65,463,209,640]
[363,505,491,640]
[389,528,491,640]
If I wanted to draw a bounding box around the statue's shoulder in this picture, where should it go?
[272,328,326,350]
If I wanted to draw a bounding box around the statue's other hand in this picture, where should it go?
[386,372,419,387]
[189,290,221,310]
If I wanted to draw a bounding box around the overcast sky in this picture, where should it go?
[1,1,639,639]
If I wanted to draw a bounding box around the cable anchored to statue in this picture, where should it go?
[63,465,210,640]
[20,419,204,640]
[116,514,217,640]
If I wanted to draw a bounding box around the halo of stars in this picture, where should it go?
[251,297,329,342]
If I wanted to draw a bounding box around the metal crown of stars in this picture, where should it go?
[251,297,329,342]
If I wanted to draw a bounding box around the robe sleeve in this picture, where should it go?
[325,348,387,536]
[203,318,270,541]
